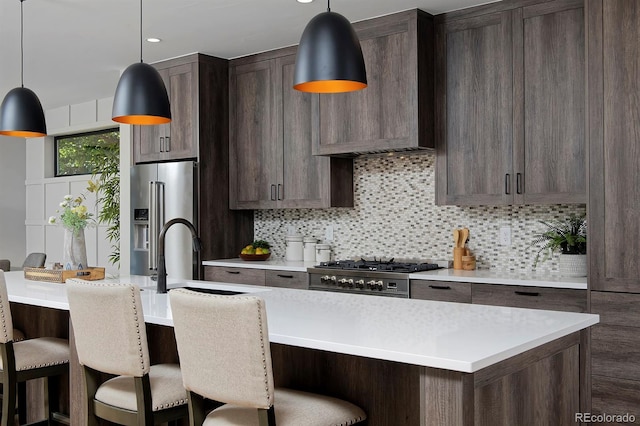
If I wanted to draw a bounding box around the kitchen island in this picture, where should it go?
[4,271,598,425]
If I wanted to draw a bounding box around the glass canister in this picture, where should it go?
[303,237,317,262]
[285,235,304,261]
[316,243,331,263]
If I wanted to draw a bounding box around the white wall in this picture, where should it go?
[0,136,26,268]
[24,97,123,276]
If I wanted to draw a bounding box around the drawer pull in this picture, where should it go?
[277,274,294,279]
[515,291,540,297]
[225,271,240,275]
[429,285,451,290]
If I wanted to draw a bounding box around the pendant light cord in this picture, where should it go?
[140,0,143,63]
[327,0,330,12]
[20,0,24,88]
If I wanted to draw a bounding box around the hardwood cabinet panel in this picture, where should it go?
[435,11,513,205]
[588,0,640,292]
[229,51,353,210]
[204,266,265,286]
[265,270,308,289]
[314,10,434,156]
[592,375,640,423]
[514,0,585,204]
[436,0,586,206]
[591,324,640,382]
[591,291,640,326]
[136,69,169,164]
[410,280,471,303]
[471,284,587,312]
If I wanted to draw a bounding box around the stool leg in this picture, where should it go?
[1,383,16,426]
[17,381,26,424]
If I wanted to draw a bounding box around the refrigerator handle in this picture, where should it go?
[149,182,158,270]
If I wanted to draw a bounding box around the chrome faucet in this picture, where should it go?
[157,218,202,294]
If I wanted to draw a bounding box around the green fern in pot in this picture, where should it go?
[531,213,586,267]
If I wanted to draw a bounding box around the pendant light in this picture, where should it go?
[0,0,47,138]
[112,0,171,125]
[293,0,367,93]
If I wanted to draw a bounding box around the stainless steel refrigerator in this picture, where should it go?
[130,161,198,280]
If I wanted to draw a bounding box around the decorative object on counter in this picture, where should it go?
[285,235,304,261]
[49,193,94,270]
[531,213,587,277]
[316,243,332,263]
[24,266,105,283]
[453,227,470,270]
[0,0,47,138]
[303,237,317,262]
[462,255,476,270]
[293,0,367,93]
[112,0,171,125]
[240,240,271,261]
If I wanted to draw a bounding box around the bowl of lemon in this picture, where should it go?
[239,240,271,261]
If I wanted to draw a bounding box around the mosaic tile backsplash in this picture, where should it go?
[254,154,586,274]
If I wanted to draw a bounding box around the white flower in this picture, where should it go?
[60,201,68,208]
[64,195,73,201]
[48,216,56,224]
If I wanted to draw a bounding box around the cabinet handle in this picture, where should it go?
[516,173,523,195]
[277,184,283,201]
[514,290,540,297]
[505,174,511,195]
[429,285,451,290]
[270,184,276,201]
[160,137,165,152]
[277,274,294,279]
[165,136,171,152]
[225,270,240,275]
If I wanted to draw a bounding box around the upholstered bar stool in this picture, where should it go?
[170,289,367,426]
[66,280,188,426]
[0,270,69,426]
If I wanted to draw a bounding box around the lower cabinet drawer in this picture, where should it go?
[591,375,640,421]
[471,284,587,312]
[410,280,471,303]
[204,266,265,286]
[265,270,308,289]
[591,324,640,381]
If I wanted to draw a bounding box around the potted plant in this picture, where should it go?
[531,213,587,276]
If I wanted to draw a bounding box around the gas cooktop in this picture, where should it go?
[315,258,442,274]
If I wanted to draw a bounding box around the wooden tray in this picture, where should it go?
[23,267,106,283]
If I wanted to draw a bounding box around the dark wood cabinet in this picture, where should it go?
[229,49,353,210]
[134,61,198,163]
[436,0,586,205]
[471,283,587,312]
[410,280,471,303]
[313,10,434,156]
[265,270,308,289]
[203,266,308,290]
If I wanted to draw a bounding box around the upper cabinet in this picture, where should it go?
[229,49,353,210]
[133,57,198,163]
[313,10,435,156]
[435,0,586,205]
[588,0,640,294]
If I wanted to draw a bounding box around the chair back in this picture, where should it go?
[66,280,150,377]
[0,271,14,343]
[170,289,275,409]
[0,259,10,272]
[22,253,46,268]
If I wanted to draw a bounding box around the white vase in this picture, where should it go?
[62,228,88,270]
[558,254,587,277]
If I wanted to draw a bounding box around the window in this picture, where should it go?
[55,128,120,176]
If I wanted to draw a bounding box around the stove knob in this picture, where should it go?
[347,279,354,288]
[321,275,330,282]
[355,279,365,289]
[376,280,384,290]
[338,278,348,287]
[367,280,376,289]
[330,276,337,285]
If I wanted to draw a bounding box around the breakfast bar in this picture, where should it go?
[4,271,598,425]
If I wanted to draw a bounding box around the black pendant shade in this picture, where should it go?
[0,87,47,138]
[112,62,171,125]
[294,10,367,93]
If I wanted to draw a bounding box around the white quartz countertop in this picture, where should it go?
[408,269,587,290]
[203,258,315,272]
[204,259,587,290]
[4,271,598,373]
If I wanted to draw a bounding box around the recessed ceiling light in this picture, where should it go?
[297,0,314,3]
[146,37,161,43]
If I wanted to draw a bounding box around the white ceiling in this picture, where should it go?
[0,0,498,110]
